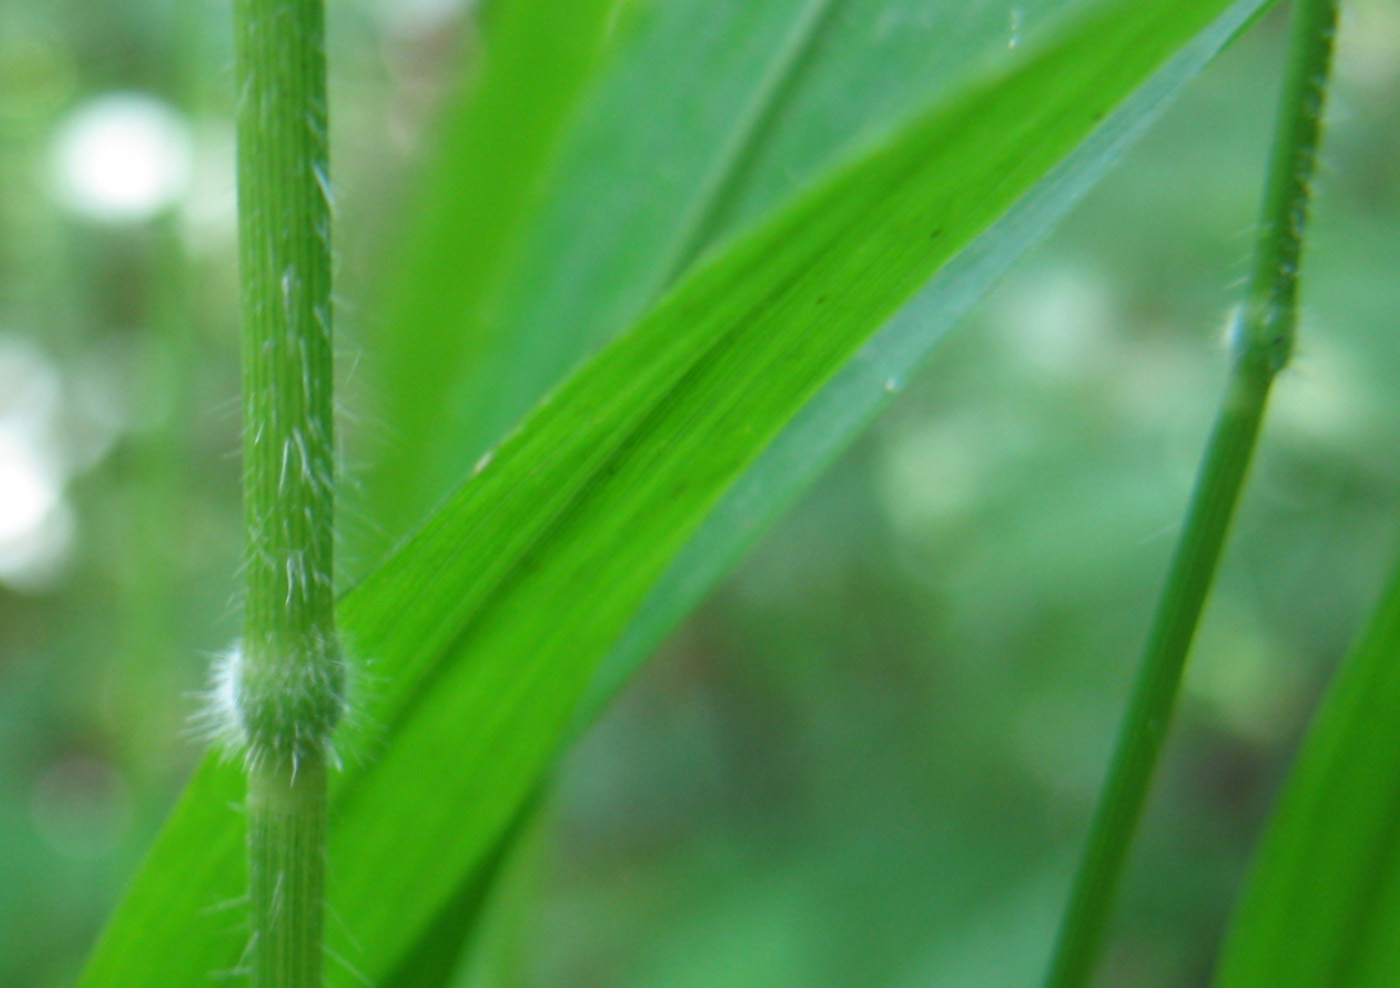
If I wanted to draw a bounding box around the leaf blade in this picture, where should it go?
[1215,549,1400,988]
[588,0,1269,714]
[362,0,1102,544]
[355,0,633,558]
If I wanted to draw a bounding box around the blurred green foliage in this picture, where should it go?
[0,1,1397,986]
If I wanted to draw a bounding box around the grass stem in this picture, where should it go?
[1041,2,1339,986]
[232,0,341,985]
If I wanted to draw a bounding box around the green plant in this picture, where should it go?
[5,0,1395,985]
[229,0,342,985]
[1046,0,1337,983]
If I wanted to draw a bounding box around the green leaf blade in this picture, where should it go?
[590,0,1270,715]
[362,0,1107,547]
[1215,552,1400,988]
[356,0,633,558]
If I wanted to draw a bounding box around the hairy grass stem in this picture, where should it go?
[232,0,341,985]
[1041,2,1339,986]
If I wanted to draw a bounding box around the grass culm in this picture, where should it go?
[230,0,343,986]
[1043,1,1340,985]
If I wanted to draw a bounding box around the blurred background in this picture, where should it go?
[1,0,1398,985]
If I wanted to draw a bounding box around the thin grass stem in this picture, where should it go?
[232,0,341,985]
[1041,2,1339,986]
